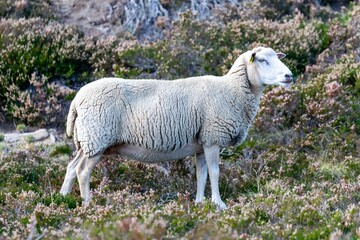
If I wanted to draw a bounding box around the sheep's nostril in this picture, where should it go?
[285,73,294,83]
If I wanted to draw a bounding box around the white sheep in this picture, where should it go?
[60,46,293,209]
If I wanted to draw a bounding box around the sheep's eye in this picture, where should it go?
[258,59,268,64]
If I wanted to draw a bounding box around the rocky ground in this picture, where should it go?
[53,0,242,40]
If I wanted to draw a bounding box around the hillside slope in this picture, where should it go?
[0,0,359,239]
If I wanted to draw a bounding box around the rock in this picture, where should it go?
[4,129,49,143]
[49,133,57,144]
[54,0,240,40]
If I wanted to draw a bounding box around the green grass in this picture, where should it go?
[49,144,72,157]
[16,124,27,133]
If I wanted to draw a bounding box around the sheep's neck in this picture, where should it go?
[227,67,264,104]
[244,68,265,102]
[249,83,265,103]
[226,59,264,103]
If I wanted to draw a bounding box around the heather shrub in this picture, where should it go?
[245,0,294,20]
[255,76,346,134]
[0,18,89,124]
[221,15,330,76]
[111,12,214,80]
[113,9,331,81]
[153,13,220,79]
[0,1,359,239]
[113,43,159,79]
[95,217,167,239]
[242,0,345,21]
[298,58,357,134]
[87,35,139,79]
[0,0,54,19]
[91,156,196,199]
[4,74,74,125]
[254,87,300,132]
[253,5,360,134]
[0,132,359,238]
[0,148,65,195]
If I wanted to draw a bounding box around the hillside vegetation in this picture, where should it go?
[0,0,359,239]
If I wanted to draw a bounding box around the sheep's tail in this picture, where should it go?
[66,101,77,137]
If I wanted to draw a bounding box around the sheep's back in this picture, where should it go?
[73,78,203,156]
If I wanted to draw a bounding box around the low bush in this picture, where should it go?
[114,7,331,81]
[0,18,89,124]
[0,0,55,20]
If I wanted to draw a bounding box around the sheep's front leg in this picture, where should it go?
[76,154,101,204]
[195,153,208,203]
[204,145,226,210]
[60,150,83,195]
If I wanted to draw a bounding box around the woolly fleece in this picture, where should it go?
[67,61,258,157]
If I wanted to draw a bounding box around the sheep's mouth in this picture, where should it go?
[280,79,293,84]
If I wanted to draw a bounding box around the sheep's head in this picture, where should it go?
[245,47,294,88]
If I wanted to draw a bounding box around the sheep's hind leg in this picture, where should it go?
[76,153,102,204]
[60,150,83,195]
[195,153,208,204]
[204,145,226,210]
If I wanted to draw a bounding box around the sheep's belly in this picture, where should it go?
[104,143,203,163]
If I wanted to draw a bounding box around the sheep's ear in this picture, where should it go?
[249,52,256,63]
[277,53,286,59]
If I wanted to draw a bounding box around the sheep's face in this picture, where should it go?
[246,47,293,87]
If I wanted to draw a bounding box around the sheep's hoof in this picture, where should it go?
[195,198,205,205]
[82,200,90,207]
[59,189,68,196]
[213,200,227,210]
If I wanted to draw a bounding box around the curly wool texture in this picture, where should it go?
[67,60,259,157]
